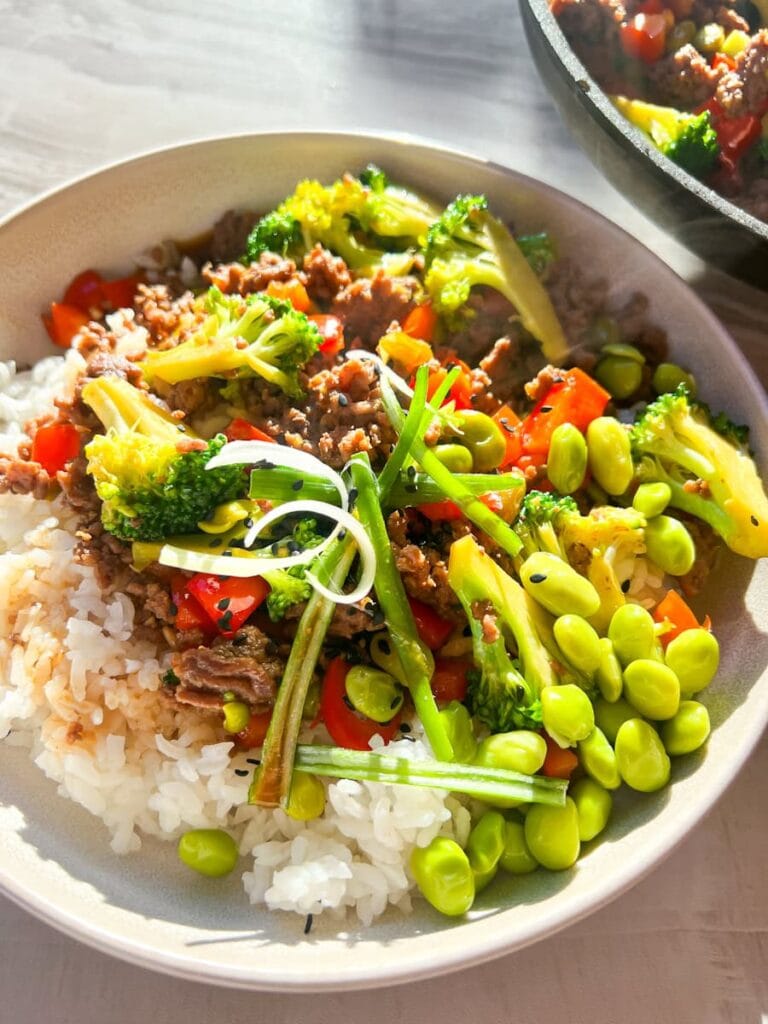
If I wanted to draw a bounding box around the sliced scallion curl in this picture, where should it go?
[206,439,349,509]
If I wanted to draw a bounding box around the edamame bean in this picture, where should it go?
[455,410,507,472]
[632,481,672,518]
[586,417,633,495]
[521,552,601,618]
[345,665,404,723]
[475,731,547,776]
[554,614,602,676]
[694,22,725,53]
[473,863,499,894]
[524,797,581,870]
[660,700,711,755]
[623,659,680,720]
[570,777,613,842]
[664,628,719,696]
[615,719,671,792]
[608,604,658,666]
[601,342,645,363]
[467,811,506,875]
[595,696,637,744]
[286,772,326,821]
[595,637,623,702]
[644,515,696,576]
[178,829,239,878]
[499,820,539,874]
[410,837,475,916]
[595,356,643,401]
[438,701,478,763]
[541,684,595,746]
[547,423,588,494]
[578,726,621,789]
[652,362,696,397]
[434,443,474,473]
[666,18,696,50]
[222,701,251,734]
[370,633,409,687]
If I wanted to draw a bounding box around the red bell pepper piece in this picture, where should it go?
[620,14,667,64]
[540,732,579,779]
[653,589,710,646]
[235,709,273,749]
[30,422,81,476]
[407,597,454,650]
[187,574,270,635]
[62,269,104,313]
[224,418,276,444]
[711,53,736,73]
[517,367,610,457]
[100,274,141,310]
[417,499,464,522]
[430,658,471,704]
[43,303,90,349]
[309,313,345,354]
[170,573,216,635]
[319,657,402,750]
[402,302,438,342]
[266,278,312,313]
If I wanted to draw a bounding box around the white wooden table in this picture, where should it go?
[0,2,766,1020]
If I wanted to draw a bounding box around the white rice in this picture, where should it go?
[0,356,466,923]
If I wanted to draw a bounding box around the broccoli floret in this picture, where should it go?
[514,490,647,632]
[630,387,768,559]
[447,534,556,733]
[261,569,312,621]
[244,170,439,272]
[142,287,320,398]
[517,232,557,276]
[82,377,246,542]
[611,96,720,179]
[423,195,568,363]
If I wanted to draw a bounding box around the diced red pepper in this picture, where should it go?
[309,313,345,355]
[402,302,438,342]
[320,657,402,750]
[30,422,81,476]
[620,14,667,64]
[266,278,313,313]
[711,53,736,73]
[653,589,710,646]
[235,709,273,749]
[62,269,104,313]
[100,274,141,310]
[518,367,610,457]
[170,573,216,635]
[698,97,763,185]
[224,417,276,444]
[430,658,471,704]
[407,597,455,650]
[43,303,90,348]
[540,732,579,779]
[187,574,270,635]
[417,499,464,522]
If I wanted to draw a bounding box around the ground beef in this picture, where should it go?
[471,600,501,644]
[524,364,567,403]
[546,259,608,350]
[647,44,722,108]
[0,456,52,497]
[555,0,627,86]
[203,252,297,297]
[717,30,768,115]
[209,209,259,264]
[134,284,200,346]
[330,271,418,348]
[302,245,352,304]
[388,510,473,622]
[170,625,284,708]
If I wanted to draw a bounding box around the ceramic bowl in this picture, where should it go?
[520,0,768,289]
[0,132,766,991]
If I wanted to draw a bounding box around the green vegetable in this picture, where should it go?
[520,552,601,619]
[623,659,681,721]
[644,515,696,576]
[344,665,404,724]
[540,684,595,747]
[411,837,475,917]
[453,409,507,471]
[652,362,696,398]
[142,288,321,398]
[578,726,621,790]
[664,628,719,696]
[434,444,474,473]
[293,745,568,806]
[594,696,637,744]
[81,377,245,542]
[595,354,643,401]
[595,638,624,703]
[660,700,711,756]
[570,778,612,842]
[547,423,588,494]
[553,615,602,676]
[474,731,547,776]
[285,772,326,821]
[587,417,634,496]
[467,811,507,875]
[611,96,720,179]
[694,22,725,53]
[499,820,539,874]
[222,701,251,734]
[423,194,568,362]
[178,829,239,878]
[524,797,581,870]
[615,719,671,792]
[448,534,556,733]
[632,481,672,518]
[386,470,524,509]
[438,701,478,763]
[608,604,659,667]
[586,315,621,348]
[516,231,557,275]
[630,386,768,559]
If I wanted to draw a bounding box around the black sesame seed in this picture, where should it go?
[372,608,385,626]
[540,405,553,413]
[751,515,759,526]
[246,757,261,765]
[391,696,401,709]
[348,487,358,503]
[338,393,349,407]
[234,768,249,778]
[529,573,547,584]
[244,517,254,529]
[218,610,233,630]
[304,914,314,935]
[621,579,631,593]
[233,634,248,646]
[400,722,412,734]
[404,483,417,494]
[222,551,233,557]
[229,537,246,549]
[169,602,178,616]
[338,529,347,540]
[462,624,472,637]
[378,639,391,655]
[271,542,280,556]
[552,376,564,384]
[292,479,304,492]
[288,540,300,554]
[217,597,231,611]
[208,538,224,549]
[407,465,416,478]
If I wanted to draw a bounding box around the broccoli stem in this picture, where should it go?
[348,453,454,762]
[378,373,523,557]
[248,534,358,808]
[293,745,567,806]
